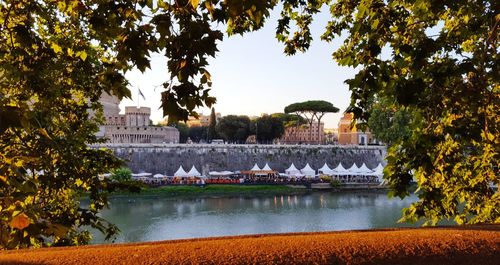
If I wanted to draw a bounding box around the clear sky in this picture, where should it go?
[121,9,355,128]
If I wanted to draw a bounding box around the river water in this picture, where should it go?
[90,191,420,244]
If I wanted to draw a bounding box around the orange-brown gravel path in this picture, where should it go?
[0,225,498,265]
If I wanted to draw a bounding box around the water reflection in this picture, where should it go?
[90,192,417,244]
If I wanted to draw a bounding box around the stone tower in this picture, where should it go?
[99,92,121,116]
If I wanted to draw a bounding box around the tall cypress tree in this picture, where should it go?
[208,107,217,141]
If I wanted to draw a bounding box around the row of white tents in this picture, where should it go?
[133,162,385,181]
[247,162,384,181]
[133,165,204,179]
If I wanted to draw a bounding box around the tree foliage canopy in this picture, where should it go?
[285,100,339,144]
[253,114,285,143]
[208,107,218,141]
[216,115,252,143]
[270,113,306,128]
[320,0,499,224]
[284,100,339,114]
[367,99,413,146]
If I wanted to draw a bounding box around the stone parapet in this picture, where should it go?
[92,144,387,175]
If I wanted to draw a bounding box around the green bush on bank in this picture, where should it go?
[319,175,341,188]
[110,168,132,182]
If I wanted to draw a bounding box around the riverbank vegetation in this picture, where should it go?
[111,185,304,197]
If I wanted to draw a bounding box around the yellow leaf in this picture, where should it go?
[205,1,214,13]
[38,128,51,139]
[486,132,495,141]
[179,60,187,69]
[57,1,66,10]
[75,178,83,187]
[203,71,211,81]
[10,213,30,230]
[189,0,199,8]
[51,43,62,54]
[0,175,6,182]
[79,51,87,61]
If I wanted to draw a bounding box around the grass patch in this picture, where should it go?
[112,185,303,197]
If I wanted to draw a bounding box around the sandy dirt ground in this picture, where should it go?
[0,225,498,265]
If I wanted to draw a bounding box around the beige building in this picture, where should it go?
[98,93,179,143]
[182,112,221,127]
[324,128,338,144]
[280,122,325,144]
[337,113,377,145]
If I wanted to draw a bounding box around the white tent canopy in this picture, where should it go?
[187,166,201,177]
[332,163,349,176]
[373,163,385,184]
[318,163,333,175]
[301,163,316,178]
[358,163,374,175]
[208,171,234,177]
[285,163,301,175]
[347,163,362,175]
[250,163,261,171]
[132,172,152,177]
[289,172,305,178]
[153,174,164,178]
[373,163,384,175]
[262,163,272,171]
[174,166,188,177]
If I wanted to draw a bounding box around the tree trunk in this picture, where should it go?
[317,113,325,145]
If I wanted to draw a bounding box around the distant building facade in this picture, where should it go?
[337,113,378,145]
[324,128,338,144]
[280,122,325,144]
[98,93,179,143]
[183,112,222,127]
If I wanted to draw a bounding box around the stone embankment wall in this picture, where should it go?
[97,144,387,175]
